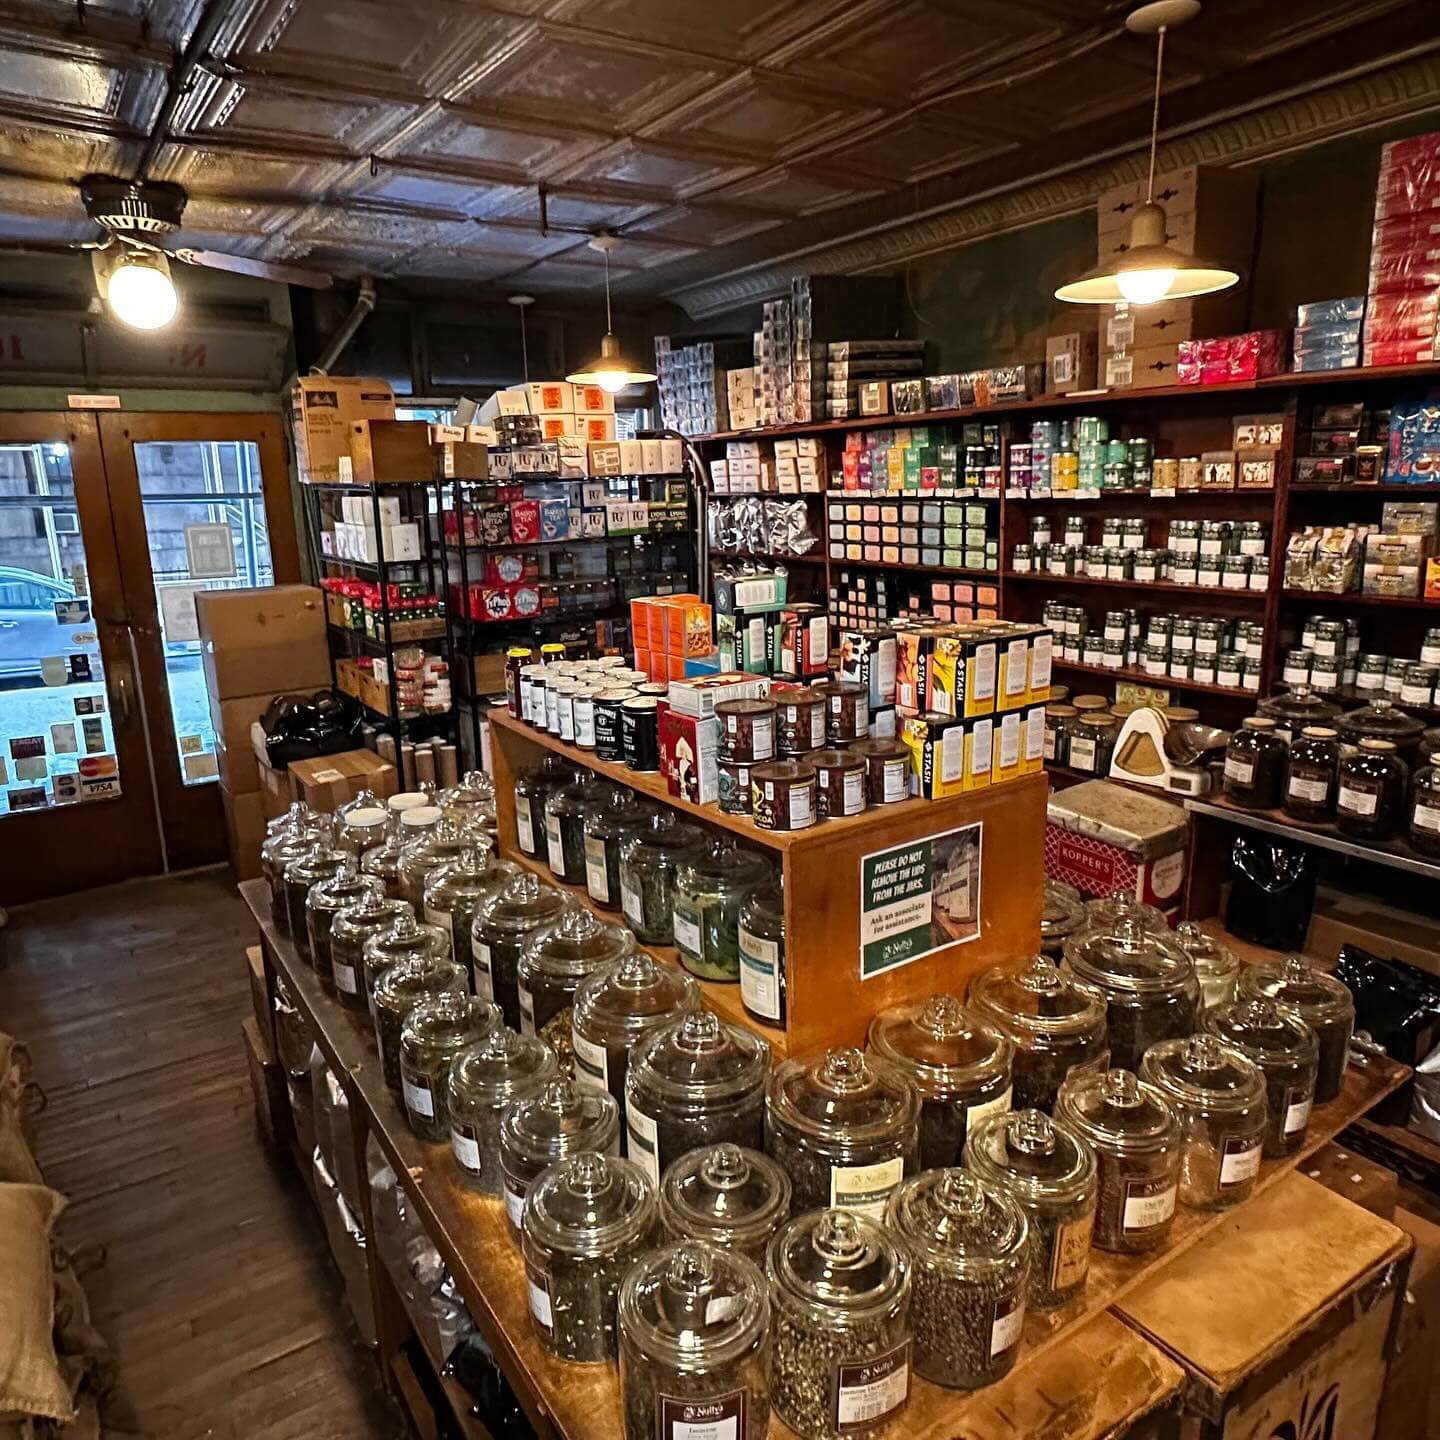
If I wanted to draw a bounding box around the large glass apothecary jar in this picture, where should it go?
[328,895,411,1011]
[522,1151,657,1363]
[335,788,390,858]
[359,827,407,902]
[884,1169,1029,1390]
[1204,998,1319,1157]
[471,874,573,1033]
[1064,918,1199,1072]
[514,756,578,859]
[571,953,700,1120]
[767,1209,912,1440]
[1055,1069,1179,1254]
[866,996,1013,1169]
[765,1049,920,1219]
[1040,880,1088,962]
[968,957,1109,1113]
[963,1108,1096,1311]
[517,908,633,1069]
[626,1013,771,1188]
[672,840,773,983]
[263,809,330,932]
[1081,889,1169,935]
[1172,922,1240,1011]
[398,817,490,911]
[438,770,495,827]
[447,1027,559,1194]
[619,1241,770,1440]
[283,846,349,960]
[1140,1035,1266,1210]
[371,950,466,1093]
[393,988,496,1135]
[582,787,651,911]
[306,867,383,993]
[422,850,518,975]
[738,880,786,1031]
[1238,956,1354,1103]
[659,1143,792,1266]
[619,813,705,946]
[360,911,449,1013]
[544,779,612,885]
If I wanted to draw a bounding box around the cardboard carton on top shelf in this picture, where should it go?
[195,585,330,703]
[289,750,397,812]
[343,420,434,486]
[288,376,395,485]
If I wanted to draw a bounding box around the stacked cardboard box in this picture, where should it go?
[631,594,714,682]
[195,585,332,878]
[1366,130,1440,366]
[288,377,395,484]
[477,381,619,443]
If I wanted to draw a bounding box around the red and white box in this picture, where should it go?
[1044,780,1187,920]
[659,703,720,804]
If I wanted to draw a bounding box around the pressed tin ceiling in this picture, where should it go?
[0,0,1434,312]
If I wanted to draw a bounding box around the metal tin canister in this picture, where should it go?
[620,696,660,771]
[750,761,818,831]
[809,749,867,819]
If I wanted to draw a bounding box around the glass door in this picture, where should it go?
[0,414,163,902]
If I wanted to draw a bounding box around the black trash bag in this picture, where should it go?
[1224,835,1316,950]
[1335,944,1440,1068]
[261,689,362,769]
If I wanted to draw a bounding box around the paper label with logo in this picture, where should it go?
[1287,776,1329,804]
[627,1102,661,1186]
[584,834,609,901]
[451,1121,482,1175]
[401,1070,434,1119]
[505,1181,526,1229]
[963,1085,1013,1143]
[516,798,534,853]
[571,1027,609,1091]
[519,982,536,1037]
[1224,755,1255,786]
[1003,638,1028,696]
[830,1156,904,1220]
[659,1389,748,1440]
[527,1265,553,1331]
[1220,1133,1263,1187]
[998,714,1021,769]
[1414,798,1440,832]
[473,940,494,1001]
[990,1294,1025,1359]
[1338,784,1378,817]
[833,1340,911,1432]
[789,783,814,828]
[333,960,357,995]
[1049,1209,1094,1290]
[738,925,781,1021]
[1283,1087,1313,1137]
[622,877,644,928]
[1029,632,1053,691]
[546,813,565,875]
[672,906,702,958]
[1122,1176,1177,1234]
[842,770,866,814]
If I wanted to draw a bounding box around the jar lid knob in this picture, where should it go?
[1281,954,1311,983]
[917,994,965,1038]
[700,1144,750,1191]
[816,1048,871,1094]
[564,1151,610,1198]
[540,1078,578,1113]
[813,1209,864,1263]
[934,1169,986,1219]
[1009,1109,1057,1157]
[1183,1034,1223,1071]
[677,1011,722,1052]
[556,907,598,938]
[1018,955,1063,994]
[1175,921,1202,944]
[616,951,657,985]
[1101,1069,1142,1109]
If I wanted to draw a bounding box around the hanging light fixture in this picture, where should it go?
[1055,0,1239,306]
[508,293,535,382]
[94,244,179,329]
[566,234,656,393]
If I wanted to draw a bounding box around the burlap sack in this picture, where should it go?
[0,1184,72,1424]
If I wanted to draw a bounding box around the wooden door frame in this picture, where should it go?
[0,412,165,903]
[97,411,297,870]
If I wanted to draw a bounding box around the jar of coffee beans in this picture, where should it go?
[447,1027,559,1193]
[659,1143,792,1266]
[1203,999,1319,1157]
[1238,956,1353,1104]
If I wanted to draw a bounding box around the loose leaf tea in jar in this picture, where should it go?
[1055,1069,1180,1255]
[1080,889,1170,935]
[263,806,331,932]
[398,816,492,912]
[963,1108,1097,1312]
[336,788,389,858]
[765,1049,920,1220]
[659,1143,792,1266]
[544,780,612,884]
[283,845,349,961]
[967,957,1108,1113]
[328,895,412,1011]
[867,995,1013,1169]
[422,849,518,974]
[398,993,500,1142]
[626,1012,771,1188]
[371,947,466,1092]
[447,1027,559,1194]
[306,867,383,994]
[1238,955,1354,1103]
[361,910,451,1017]
[767,1208,912,1440]
[619,812,704,947]
[619,1241,771,1440]
[884,1169,1030,1390]
[738,879,787,1031]
[522,1151,657,1363]
[1172,922,1241,1011]
[672,840,773,982]
[1204,998,1319,1157]
[1140,1035,1267,1210]
[471,873,572,1032]
[582,787,650,911]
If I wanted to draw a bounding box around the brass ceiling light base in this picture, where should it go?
[565,232,656,392]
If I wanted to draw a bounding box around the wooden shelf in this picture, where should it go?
[1281,588,1439,610]
[829,556,1000,580]
[1005,571,1267,602]
[1051,657,1254,699]
[1289,484,1440,497]
[712,548,825,567]
[1005,487,1274,504]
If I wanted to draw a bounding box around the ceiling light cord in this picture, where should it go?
[603,247,613,334]
[519,303,529,383]
[1147,25,1166,205]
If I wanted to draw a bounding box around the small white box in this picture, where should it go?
[659,437,684,473]
[478,387,529,421]
[572,383,616,415]
[797,437,823,458]
[710,460,729,493]
[538,414,575,440]
[429,423,465,443]
[576,414,618,443]
[524,381,573,415]
[581,481,607,508]
[640,438,664,474]
[618,440,644,474]
[581,508,607,537]
[774,439,799,461]
[555,437,588,478]
[465,424,498,446]
[383,523,421,561]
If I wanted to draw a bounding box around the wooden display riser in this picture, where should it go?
[241,878,1408,1440]
[488,708,1047,1053]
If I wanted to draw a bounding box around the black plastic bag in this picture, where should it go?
[1335,943,1440,1068]
[1224,835,1316,950]
[261,689,361,768]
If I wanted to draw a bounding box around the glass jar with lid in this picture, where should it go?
[620,1240,770,1440]
[545,779,611,884]
[328,895,411,1011]
[1040,880,1087,961]
[1238,955,1354,1102]
[514,756,579,859]
[571,952,700,1119]
[522,1151,657,1362]
[371,949,466,1092]
[447,1028,560,1193]
[1337,696,1426,762]
[359,827,407,901]
[262,808,330,930]
[582,788,651,911]
[306,867,384,993]
[499,1078,620,1236]
[1337,738,1409,840]
[1081,889,1170,934]
[1044,704,1077,764]
[361,910,450,1015]
[398,993,500,1141]
[517,908,633,1067]
[765,1049,920,1218]
[884,1169,1029,1389]
[626,1012,771,1188]
[438,769,495,826]
[968,957,1109,1113]
[1411,764,1440,856]
[422,851,520,978]
[659,1144,791,1265]
[397,804,444,841]
[282,845,349,958]
[673,840,773,982]
[1222,717,1286,809]
[1283,726,1340,820]
[1139,1035,1266,1209]
[1258,685,1342,744]
[738,880,786,1031]
[1067,713,1118,776]
[1204,998,1319,1156]
[867,997,1013,1169]
[398,816,490,911]
[471,873,573,1032]
[335,788,390,857]
[619,812,705,946]
[963,1109,1096,1311]
[767,1208,913,1440]
[1064,917,1199,1072]
[1172,922,1240,1010]
[1055,1069,1180,1253]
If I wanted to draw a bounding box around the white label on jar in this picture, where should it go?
[751,712,775,761]
[842,770,866,814]
[739,924,781,1021]
[575,704,595,748]
[519,982,536,1037]
[1050,1210,1094,1291]
[545,813,565,876]
[559,702,574,742]
[584,833,609,901]
[940,724,964,783]
[834,1343,910,1430]
[333,960,357,995]
[1043,724,1058,761]
[965,1085,1013,1138]
[622,877,644,929]
[1404,683,1431,705]
[627,1102,661,1186]
[830,1157,905,1220]
[571,1027,609,1092]
[999,713,1021,770]
[1224,756,1255,786]
[1004,638,1028,695]
[659,1389,747,1440]
[1285,1093,1313,1136]
[516,798,534,853]
[473,940,494,1001]
[527,1269,553,1331]
[789,784,814,828]
[451,1124,482,1175]
[505,1181,526,1229]
[1415,799,1440,833]
[810,704,827,748]
[402,1072,434,1119]
[1288,775,1329,804]
[1338,784,1378,817]
[882,758,907,803]
[1123,1179,1177,1233]
[1220,1136,1263,1186]
[1069,736,1097,771]
[673,907,702,957]
[990,1294,1026,1360]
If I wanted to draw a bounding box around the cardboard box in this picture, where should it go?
[344,419,433,486]
[246,944,272,1047]
[1306,887,1440,981]
[1115,1176,1410,1440]
[436,441,489,480]
[1104,343,1181,391]
[221,782,267,881]
[288,750,397,812]
[523,381,573,415]
[1046,332,1099,394]
[1304,1142,1399,1221]
[1377,1207,1440,1440]
[288,376,395,484]
[210,692,275,794]
[242,1014,288,1150]
[196,585,330,703]
[255,748,292,821]
[659,707,720,804]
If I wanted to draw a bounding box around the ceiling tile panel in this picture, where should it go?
[653,74,878,158]
[557,140,753,195]
[404,112,579,175]
[721,166,890,218]
[0,50,124,117]
[819,116,1014,185]
[626,204,784,247]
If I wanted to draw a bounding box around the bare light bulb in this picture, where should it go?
[107,255,178,329]
[1115,266,1176,306]
[595,371,628,394]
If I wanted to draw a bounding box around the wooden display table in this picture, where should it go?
[488,708,1047,1053]
[241,879,1408,1440]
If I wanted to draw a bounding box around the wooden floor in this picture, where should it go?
[2,868,403,1440]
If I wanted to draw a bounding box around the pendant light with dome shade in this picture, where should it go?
[565,233,656,393]
[1055,0,1240,307]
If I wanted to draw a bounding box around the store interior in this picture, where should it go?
[4,2,1440,1438]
